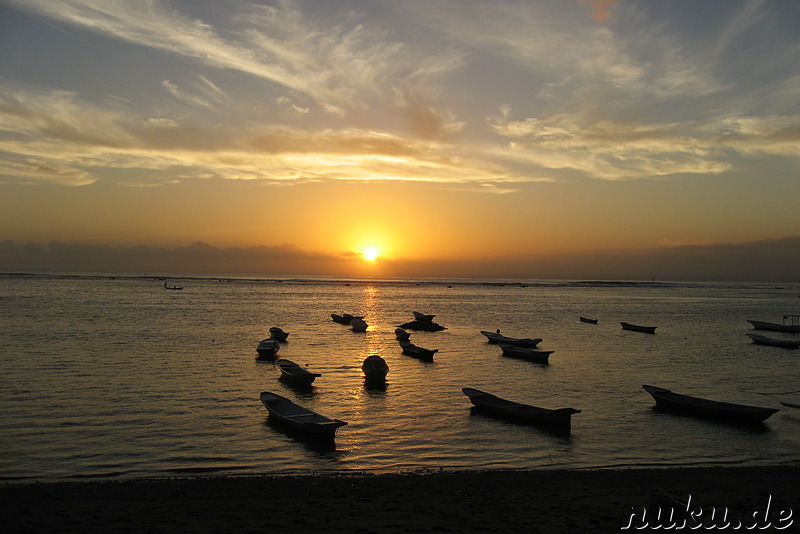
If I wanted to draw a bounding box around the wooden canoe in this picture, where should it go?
[275,358,321,386]
[462,387,580,426]
[642,384,778,424]
[620,322,657,334]
[260,391,347,437]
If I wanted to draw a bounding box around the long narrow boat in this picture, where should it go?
[746,333,800,348]
[256,338,280,359]
[498,343,554,363]
[398,340,437,362]
[275,358,322,386]
[260,391,347,437]
[747,315,800,333]
[579,316,598,324]
[620,322,657,334]
[642,385,778,424]
[269,326,290,342]
[462,387,580,427]
[480,330,542,347]
[361,355,389,382]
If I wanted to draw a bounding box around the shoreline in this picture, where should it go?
[2,466,798,532]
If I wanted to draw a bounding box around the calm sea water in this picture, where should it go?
[2,274,800,482]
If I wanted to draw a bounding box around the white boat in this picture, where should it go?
[361,355,389,382]
[498,343,554,363]
[747,315,800,333]
[350,318,368,332]
[256,338,280,359]
[480,330,542,347]
[462,387,580,427]
[275,358,321,386]
[746,333,800,348]
[260,391,347,437]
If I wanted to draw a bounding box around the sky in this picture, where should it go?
[1,0,799,281]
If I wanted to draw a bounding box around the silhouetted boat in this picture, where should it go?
[350,317,368,332]
[361,355,389,382]
[498,343,553,363]
[275,359,321,386]
[395,328,411,341]
[480,330,542,347]
[331,313,363,325]
[747,315,800,333]
[579,316,598,324]
[163,282,183,290]
[620,322,657,334]
[642,384,778,424]
[256,338,280,359]
[746,333,800,348]
[269,327,290,342]
[413,311,436,322]
[462,387,580,427]
[399,339,437,362]
[259,391,347,437]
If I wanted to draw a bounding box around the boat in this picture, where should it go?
[259,391,347,437]
[331,313,363,325]
[579,316,598,324]
[498,343,554,363]
[269,327,290,342]
[413,311,436,322]
[462,387,580,427]
[620,322,657,334]
[395,328,411,341]
[361,355,389,382]
[780,401,800,409]
[746,333,800,348]
[256,338,280,359]
[398,339,437,362]
[275,358,322,386]
[747,315,800,333]
[163,282,183,290]
[480,330,542,347]
[642,385,778,424]
[350,317,368,332]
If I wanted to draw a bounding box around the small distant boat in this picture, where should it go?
[498,343,554,363]
[480,330,542,347]
[275,358,321,386]
[747,315,800,333]
[620,322,657,334]
[462,387,580,427]
[350,317,368,332]
[256,338,280,359]
[269,327,290,342]
[579,316,598,324]
[163,282,183,290]
[395,328,411,341]
[361,355,389,382]
[642,384,778,424]
[413,311,436,322]
[399,339,437,362]
[746,333,800,348]
[331,313,363,325]
[260,391,347,437]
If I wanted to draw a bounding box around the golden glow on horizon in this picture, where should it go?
[361,247,380,261]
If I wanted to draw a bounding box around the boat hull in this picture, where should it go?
[361,355,389,381]
[579,316,598,324]
[620,322,657,334]
[260,391,347,437]
[462,388,579,427]
[399,341,437,361]
[642,385,778,424]
[746,333,800,348]
[747,319,800,333]
[275,359,321,386]
[498,343,553,363]
[256,338,280,359]
[480,331,542,347]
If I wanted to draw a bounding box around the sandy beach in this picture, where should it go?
[2,466,797,532]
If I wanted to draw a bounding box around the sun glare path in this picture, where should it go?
[362,247,380,261]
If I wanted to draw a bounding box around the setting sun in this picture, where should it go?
[362,247,380,261]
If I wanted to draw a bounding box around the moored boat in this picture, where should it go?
[269,326,290,342]
[747,315,800,333]
[480,330,542,347]
[498,343,553,363]
[259,391,347,437]
[331,313,363,325]
[620,322,657,334]
[642,384,778,424]
[361,355,389,382]
[413,311,436,322]
[745,333,800,348]
[462,387,580,427]
[350,317,368,332]
[579,316,598,324]
[256,338,280,359]
[398,339,437,362]
[275,358,322,386]
[395,328,411,341]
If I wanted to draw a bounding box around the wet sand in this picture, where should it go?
[2,466,798,532]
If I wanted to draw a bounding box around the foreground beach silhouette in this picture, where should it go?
[2,466,797,532]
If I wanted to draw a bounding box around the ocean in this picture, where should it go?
[1,273,799,482]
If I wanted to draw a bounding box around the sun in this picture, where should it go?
[361,247,380,261]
